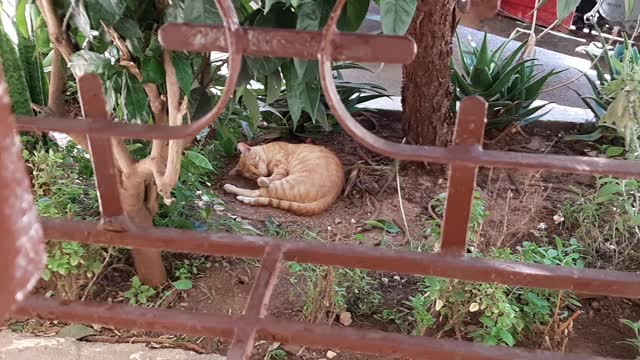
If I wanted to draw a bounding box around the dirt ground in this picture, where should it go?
[166,112,639,359]
[7,112,640,359]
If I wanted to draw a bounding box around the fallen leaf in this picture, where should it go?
[57,324,98,340]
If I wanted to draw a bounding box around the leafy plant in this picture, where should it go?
[381,238,584,346]
[124,276,157,305]
[266,348,289,360]
[622,319,640,359]
[288,263,383,319]
[563,178,640,270]
[423,191,488,251]
[574,35,640,158]
[452,33,561,128]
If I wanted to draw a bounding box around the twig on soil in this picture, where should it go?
[81,248,114,301]
[395,138,412,243]
[358,112,380,132]
[83,335,207,354]
[427,198,441,222]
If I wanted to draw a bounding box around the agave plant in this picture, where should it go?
[452,33,561,129]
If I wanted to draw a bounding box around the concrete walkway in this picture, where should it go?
[0,331,225,360]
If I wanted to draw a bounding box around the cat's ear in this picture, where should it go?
[237,142,251,154]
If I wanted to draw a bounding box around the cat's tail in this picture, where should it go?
[236,196,332,216]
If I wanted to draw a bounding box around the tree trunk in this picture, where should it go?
[120,172,167,287]
[401,0,457,147]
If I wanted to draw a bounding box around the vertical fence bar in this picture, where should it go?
[78,75,129,231]
[0,70,46,318]
[440,97,488,255]
[227,245,283,360]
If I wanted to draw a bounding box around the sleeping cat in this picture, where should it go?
[223,142,344,216]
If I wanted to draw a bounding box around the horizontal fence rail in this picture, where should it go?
[1,0,639,359]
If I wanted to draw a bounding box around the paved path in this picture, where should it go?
[0,331,225,360]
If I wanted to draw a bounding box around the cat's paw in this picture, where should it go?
[236,196,254,204]
[257,177,271,187]
[223,184,239,194]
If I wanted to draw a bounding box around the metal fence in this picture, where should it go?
[2,0,640,359]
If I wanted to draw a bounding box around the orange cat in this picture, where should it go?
[224,142,344,216]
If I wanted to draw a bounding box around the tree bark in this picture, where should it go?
[401,0,457,147]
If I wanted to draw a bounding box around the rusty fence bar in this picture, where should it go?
[1,0,639,359]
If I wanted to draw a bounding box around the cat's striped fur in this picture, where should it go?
[223,142,344,216]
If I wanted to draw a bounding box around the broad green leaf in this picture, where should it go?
[629,215,640,226]
[57,324,98,340]
[171,53,193,96]
[16,0,29,39]
[365,219,402,234]
[85,0,126,26]
[243,88,261,131]
[595,182,622,203]
[605,146,625,157]
[556,0,580,25]
[266,70,283,104]
[185,150,214,170]
[380,0,417,35]
[124,75,148,119]
[115,18,144,58]
[296,0,322,31]
[246,56,283,78]
[141,56,165,84]
[282,61,303,128]
[68,50,109,75]
[184,0,222,25]
[173,279,193,290]
[498,328,515,346]
[338,0,370,32]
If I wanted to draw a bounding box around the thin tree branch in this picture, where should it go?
[152,50,186,205]
[36,0,75,61]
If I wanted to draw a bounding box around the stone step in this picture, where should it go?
[0,331,225,360]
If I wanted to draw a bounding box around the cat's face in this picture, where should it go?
[229,143,268,180]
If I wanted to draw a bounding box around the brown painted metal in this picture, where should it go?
[79,75,129,231]
[0,69,45,319]
[14,296,611,360]
[1,0,639,359]
[440,98,488,255]
[39,217,640,298]
[159,24,417,64]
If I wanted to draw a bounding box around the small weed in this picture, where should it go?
[335,268,382,315]
[622,319,640,359]
[563,177,640,270]
[424,191,488,251]
[378,238,584,347]
[24,142,105,300]
[171,256,210,291]
[265,217,289,238]
[266,348,288,360]
[124,276,157,305]
[288,263,383,320]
